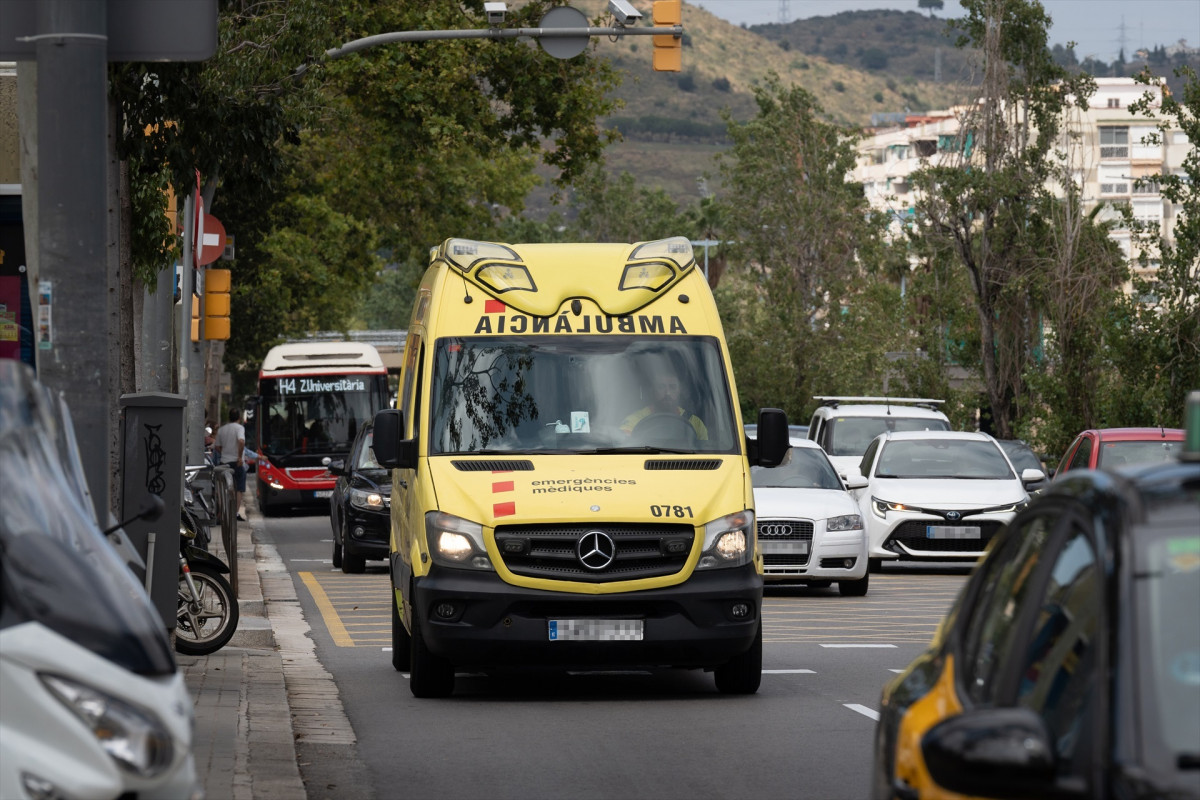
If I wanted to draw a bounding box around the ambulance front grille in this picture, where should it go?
[494,524,695,583]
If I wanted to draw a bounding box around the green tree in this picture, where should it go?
[114,0,620,390]
[909,0,1095,438]
[1104,66,1200,426]
[714,75,892,421]
[919,0,946,17]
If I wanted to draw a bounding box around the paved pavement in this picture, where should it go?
[179,498,330,800]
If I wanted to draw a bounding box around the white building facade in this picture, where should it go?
[851,78,1191,269]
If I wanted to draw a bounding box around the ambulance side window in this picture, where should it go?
[400,335,422,439]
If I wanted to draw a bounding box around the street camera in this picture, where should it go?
[608,0,643,25]
[484,2,507,26]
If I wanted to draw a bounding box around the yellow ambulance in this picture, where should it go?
[372,236,789,697]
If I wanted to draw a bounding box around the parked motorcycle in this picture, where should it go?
[0,361,201,800]
[176,525,239,655]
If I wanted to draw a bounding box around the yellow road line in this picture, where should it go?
[300,572,356,647]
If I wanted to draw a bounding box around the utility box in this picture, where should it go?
[120,392,186,629]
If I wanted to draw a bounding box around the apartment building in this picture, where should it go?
[851,77,1191,263]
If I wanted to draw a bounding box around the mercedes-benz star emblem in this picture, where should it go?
[945,511,962,522]
[577,530,616,571]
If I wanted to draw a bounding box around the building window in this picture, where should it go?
[1100,126,1129,158]
[1107,97,1120,108]
[1132,180,1160,195]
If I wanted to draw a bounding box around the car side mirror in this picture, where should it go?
[842,474,868,490]
[372,409,417,470]
[921,707,1064,799]
[1021,468,1046,484]
[753,408,789,467]
[327,459,345,476]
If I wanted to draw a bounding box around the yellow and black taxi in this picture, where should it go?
[873,392,1200,799]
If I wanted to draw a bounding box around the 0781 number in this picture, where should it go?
[650,505,693,518]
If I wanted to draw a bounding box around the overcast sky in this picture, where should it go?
[690,0,1200,62]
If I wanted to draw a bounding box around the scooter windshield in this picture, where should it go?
[0,363,175,676]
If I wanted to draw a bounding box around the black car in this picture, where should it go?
[872,393,1200,799]
[328,424,390,574]
[997,438,1049,492]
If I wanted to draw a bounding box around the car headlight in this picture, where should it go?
[697,510,755,570]
[826,514,863,531]
[39,674,173,778]
[425,511,493,570]
[872,497,913,518]
[349,487,388,510]
[991,499,1029,513]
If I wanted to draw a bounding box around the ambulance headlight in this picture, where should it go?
[628,237,694,271]
[697,510,755,570]
[443,239,521,272]
[619,262,675,291]
[426,511,494,570]
[476,264,536,293]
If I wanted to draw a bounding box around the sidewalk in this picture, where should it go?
[178,507,306,800]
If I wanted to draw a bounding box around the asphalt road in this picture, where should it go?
[261,510,969,800]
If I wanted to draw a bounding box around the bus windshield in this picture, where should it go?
[429,336,739,455]
[259,374,387,460]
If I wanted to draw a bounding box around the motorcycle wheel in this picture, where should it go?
[176,562,240,655]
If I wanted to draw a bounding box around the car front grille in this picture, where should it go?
[493,524,694,583]
[758,519,814,568]
[889,520,1005,553]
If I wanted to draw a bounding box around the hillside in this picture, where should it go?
[749,8,977,85]
[529,1,970,215]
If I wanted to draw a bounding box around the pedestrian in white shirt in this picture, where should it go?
[215,407,247,520]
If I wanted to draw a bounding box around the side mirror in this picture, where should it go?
[372,409,417,470]
[842,474,868,490]
[754,408,789,467]
[327,459,346,476]
[1021,468,1046,484]
[921,707,1060,799]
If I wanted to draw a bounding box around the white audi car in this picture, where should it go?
[751,440,870,596]
[852,430,1045,570]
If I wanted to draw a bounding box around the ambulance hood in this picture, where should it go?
[426,454,748,528]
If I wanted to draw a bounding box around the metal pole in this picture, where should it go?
[325,25,682,59]
[34,0,112,522]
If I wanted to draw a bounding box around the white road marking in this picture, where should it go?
[889,669,904,673]
[820,644,897,648]
[763,669,816,674]
[290,559,331,562]
[844,703,880,721]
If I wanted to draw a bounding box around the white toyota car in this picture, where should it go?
[852,430,1045,570]
[751,440,870,596]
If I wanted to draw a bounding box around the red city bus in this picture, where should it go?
[254,342,389,515]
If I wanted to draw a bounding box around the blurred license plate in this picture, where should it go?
[313,490,333,499]
[549,620,643,641]
[761,540,809,555]
[926,525,980,539]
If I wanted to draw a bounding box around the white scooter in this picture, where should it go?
[0,361,201,800]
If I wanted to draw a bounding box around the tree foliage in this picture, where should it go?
[909,0,1096,438]
[113,0,621,388]
[1103,66,1200,427]
[712,74,893,422]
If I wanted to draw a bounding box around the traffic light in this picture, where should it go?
[652,0,681,72]
[202,268,231,340]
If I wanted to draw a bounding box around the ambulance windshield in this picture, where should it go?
[429,336,739,455]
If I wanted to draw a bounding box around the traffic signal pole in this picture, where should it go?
[325,23,682,61]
